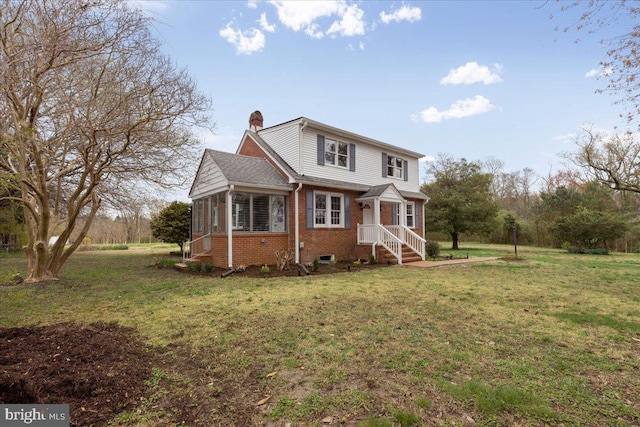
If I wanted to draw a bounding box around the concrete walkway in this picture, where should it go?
[403,257,500,268]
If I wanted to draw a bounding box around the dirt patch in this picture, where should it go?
[0,322,153,427]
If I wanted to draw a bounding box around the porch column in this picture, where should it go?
[372,197,381,258]
[227,188,233,268]
[399,201,406,227]
[373,198,380,226]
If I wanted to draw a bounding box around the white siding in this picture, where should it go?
[301,128,421,193]
[189,153,228,199]
[258,121,301,173]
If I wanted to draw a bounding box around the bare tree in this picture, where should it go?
[0,0,213,282]
[565,127,640,194]
[555,1,640,125]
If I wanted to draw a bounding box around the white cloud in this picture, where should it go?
[247,0,258,9]
[380,5,422,24]
[219,23,265,55]
[585,66,613,78]
[412,95,496,123]
[128,1,170,14]
[258,12,276,32]
[305,23,324,39]
[327,4,366,37]
[347,41,365,51]
[268,0,365,39]
[269,1,344,32]
[440,62,503,86]
[584,68,599,78]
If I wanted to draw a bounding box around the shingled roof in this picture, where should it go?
[206,149,290,189]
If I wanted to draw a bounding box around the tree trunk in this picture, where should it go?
[451,232,459,250]
[24,242,58,283]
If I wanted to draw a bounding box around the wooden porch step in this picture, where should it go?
[380,244,423,264]
[188,251,211,262]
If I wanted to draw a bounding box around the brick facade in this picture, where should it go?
[191,128,425,269]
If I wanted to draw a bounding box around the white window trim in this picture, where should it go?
[194,199,203,233]
[232,193,287,232]
[314,191,344,228]
[395,201,416,229]
[210,196,218,228]
[406,201,415,229]
[387,154,405,180]
[324,138,349,169]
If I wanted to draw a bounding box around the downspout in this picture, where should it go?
[294,182,303,264]
[227,185,234,268]
[295,119,307,264]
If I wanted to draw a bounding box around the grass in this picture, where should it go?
[1,243,639,426]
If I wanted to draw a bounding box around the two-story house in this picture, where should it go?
[188,111,428,269]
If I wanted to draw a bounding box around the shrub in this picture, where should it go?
[369,254,376,265]
[426,241,440,258]
[586,248,609,255]
[328,254,336,269]
[188,262,202,273]
[156,258,180,268]
[567,246,609,255]
[261,264,270,274]
[353,259,361,267]
[312,258,319,272]
[202,261,213,273]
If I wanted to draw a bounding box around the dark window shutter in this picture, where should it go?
[382,152,388,178]
[403,160,408,181]
[349,143,356,172]
[344,194,351,229]
[317,135,325,166]
[306,190,314,229]
[392,203,398,225]
[415,201,421,230]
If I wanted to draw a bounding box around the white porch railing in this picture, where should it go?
[357,224,426,264]
[183,233,211,262]
[384,225,426,261]
[357,224,402,264]
[378,225,403,264]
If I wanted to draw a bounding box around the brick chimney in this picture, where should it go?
[249,110,263,131]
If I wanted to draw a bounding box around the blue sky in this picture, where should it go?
[134,0,627,188]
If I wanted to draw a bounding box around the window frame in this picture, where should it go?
[324,138,349,169]
[405,201,415,229]
[387,154,405,179]
[193,199,203,233]
[231,192,287,233]
[314,191,345,228]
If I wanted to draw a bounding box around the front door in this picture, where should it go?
[362,204,373,225]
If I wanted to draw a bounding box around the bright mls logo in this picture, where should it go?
[1,405,69,426]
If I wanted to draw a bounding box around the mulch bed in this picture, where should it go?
[0,322,153,427]
[177,260,392,278]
